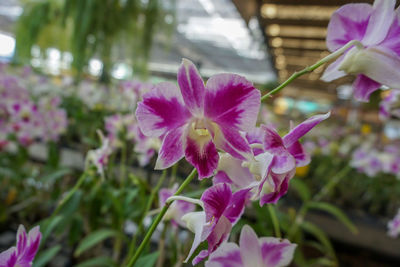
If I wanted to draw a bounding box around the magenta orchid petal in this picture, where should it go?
[262,126,295,174]
[177,59,205,116]
[0,248,17,267]
[184,129,219,179]
[326,4,372,51]
[0,225,41,267]
[239,225,263,266]
[136,82,191,137]
[213,171,234,185]
[260,171,293,205]
[352,74,381,102]
[380,16,400,56]
[193,216,232,265]
[223,189,251,224]
[260,237,297,267]
[205,243,242,267]
[282,112,330,148]
[201,183,232,222]
[287,141,310,167]
[16,225,27,256]
[362,0,396,46]
[204,73,260,131]
[213,127,252,160]
[155,125,185,169]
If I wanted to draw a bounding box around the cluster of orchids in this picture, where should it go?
[73,78,153,112]
[0,69,68,149]
[2,0,400,266]
[351,144,400,178]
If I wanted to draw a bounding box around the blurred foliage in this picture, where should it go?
[14,0,176,82]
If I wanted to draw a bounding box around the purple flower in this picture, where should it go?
[380,90,400,120]
[215,113,329,205]
[181,183,251,264]
[133,125,161,167]
[205,225,296,267]
[322,0,400,101]
[136,59,260,179]
[158,184,195,227]
[388,209,400,238]
[0,225,41,267]
[86,131,113,177]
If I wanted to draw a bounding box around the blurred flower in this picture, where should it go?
[0,225,41,267]
[388,209,400,238]
[136,59,260,178]
[205,225,296,267]
[86,131,113,177]
[322,0,400,101]
[133,125,160,166]
[158,184,195,227]
[105,114,136,149]
[181,183,251,265]
[380,90,400,120]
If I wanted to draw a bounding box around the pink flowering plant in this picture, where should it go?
[3,0,400,266]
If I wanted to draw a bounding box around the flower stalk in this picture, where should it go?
[261,40,363,101]
[126,168,197,267]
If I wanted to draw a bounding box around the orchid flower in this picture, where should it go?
[0,225,41,267]
[158,184,195,227]
[388,209,400,238]
[205,225,296,267]
[321,0,400,101]
[86,131,113,177]
[180,183,251,264]
[380,90,400,121]
[215,113,330,205]
[136,59,260,179]
[133,125,161,167]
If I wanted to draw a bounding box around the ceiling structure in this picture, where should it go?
[234,0,380,101]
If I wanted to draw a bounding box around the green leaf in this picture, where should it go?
[40,215,64,244]
[33,245,61,267]
[307,201,358,234]
[290,178,311,201]
[134,251,160,267]
[75,257,115,267]
[41,168,71,183]
[75,229,117,257]
[300,221,336,259]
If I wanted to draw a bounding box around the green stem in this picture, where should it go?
[126,168,197,267]
[313,166,351,202]
[288,166,351,239]
[267,204,281,238]
[126,170,168,260]
[261,40,363,101]
[52,173,87,216]
[120,142,127,187]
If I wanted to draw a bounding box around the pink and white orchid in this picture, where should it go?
[181,183,251,265]
[0,225,41,267]
[215,113,330,205]
[136,59,260,179]
[205,225,296,267]
[321,0,400,102]
[388,208,400,238]
[86,131,113,177]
